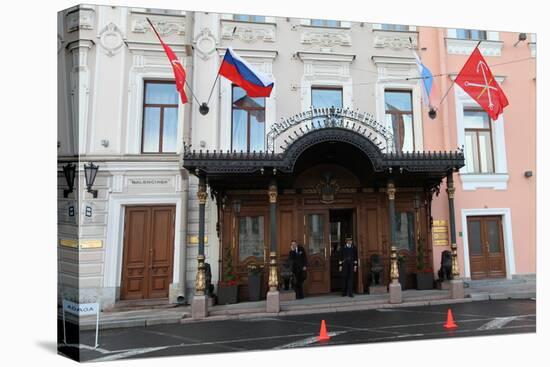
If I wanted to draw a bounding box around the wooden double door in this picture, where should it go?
[303,209,355,294]
[467,216,506,279]
[121,206,175,300]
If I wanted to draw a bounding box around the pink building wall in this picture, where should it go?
[418,27,536,278]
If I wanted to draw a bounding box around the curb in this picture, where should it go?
[76,291,535,329]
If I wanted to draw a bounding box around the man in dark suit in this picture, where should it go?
[288,240,308,299]
[339,237,358,297]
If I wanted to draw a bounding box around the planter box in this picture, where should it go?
[217,285,238,305]
[416,272,434,290]
[247,273,263,302]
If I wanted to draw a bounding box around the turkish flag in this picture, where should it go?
[148,19,188,104]
[455,47,508,120]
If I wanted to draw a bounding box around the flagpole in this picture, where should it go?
[206,73,220,106]
[146,18,201,106]
[438,40,483,107]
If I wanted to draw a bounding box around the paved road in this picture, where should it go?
[58,299,536,362]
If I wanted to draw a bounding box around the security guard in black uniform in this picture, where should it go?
[339,237,358,297]
[289,240,308,299]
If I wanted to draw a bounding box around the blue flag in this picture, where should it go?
[413,51,434,107]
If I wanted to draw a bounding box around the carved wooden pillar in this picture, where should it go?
[192,174,209,319]
[387,179,402,303]
[268,179,278,291]
[266,178,280,313]
[195,175,207,296]
[446,172,459,277]
[446,171,465,299]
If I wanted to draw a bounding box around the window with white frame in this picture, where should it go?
[234,14,266,22]
[381,24,409,31]
[141,80,179,153]
[463,109,495,173]
[384,90,415,152]
[312,87,343,126]
[231,85,266,152]
[456,29,487,40]
[311,19,341,28]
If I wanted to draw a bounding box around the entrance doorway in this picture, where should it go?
[329,209,354,292]
[121,205,175,300]
[467,215,506,279]
[303,208,355,295]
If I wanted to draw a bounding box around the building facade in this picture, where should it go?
[57,5,536,309]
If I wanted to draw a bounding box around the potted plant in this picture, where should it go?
[217,248,239,304]
[416,237,434,290]
[397,254,407,290]
[246,263,264,301]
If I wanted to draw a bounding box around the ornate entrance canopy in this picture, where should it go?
[182,109,465,191]
[266,107,394,153]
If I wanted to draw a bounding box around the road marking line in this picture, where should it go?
[477,316,519,330]
[90,346,169,362]
[275,331,347,349]
[61,343,110,354]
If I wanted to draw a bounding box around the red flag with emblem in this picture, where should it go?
[455,47,508,120]
[147,18,188,104]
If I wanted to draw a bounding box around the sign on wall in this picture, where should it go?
[432,220,449,246]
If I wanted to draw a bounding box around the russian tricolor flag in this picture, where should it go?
[219,47,274,98]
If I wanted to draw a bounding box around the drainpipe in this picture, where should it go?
[437,27,451,151]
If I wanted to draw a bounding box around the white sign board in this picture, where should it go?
[63,300,99,316]
[62,300,100,348]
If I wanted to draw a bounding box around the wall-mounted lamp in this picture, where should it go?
[524,170,533,178]
[232,199,242,214]
[84,162,99,198]
[428,107,437,119]
[62,162,76,198]
[514,32,527,47]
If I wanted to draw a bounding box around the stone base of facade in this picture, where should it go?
[389,282,402,304]
[280,289,296,301]
[436,280,451,290]
[168,283,186,304]
[191,295,208,319]
[266,290,280,313]
[369,285,388,294]
[450,279,465,299]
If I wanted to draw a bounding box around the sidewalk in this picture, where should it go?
[75,277,535,330]
[465,276,536,301]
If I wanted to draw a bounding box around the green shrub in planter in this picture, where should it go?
[217,247,239,304]
[247,263,264,301]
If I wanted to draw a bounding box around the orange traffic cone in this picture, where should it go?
[444,308,458,329]
[318,319,330,341]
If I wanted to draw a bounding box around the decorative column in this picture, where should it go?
[387,179,402,304]
[192,174,208,318]
[266,179,280,313]
[446,172,465,299]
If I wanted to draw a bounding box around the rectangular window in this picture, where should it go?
[312,87,343,127]
[311,19,341,28]
[456,29,487,40]
[231,86,266,152]
[238,216,264,261]
[464,109,495,173]
[141,80,179,153]
[381,24,409,31]
[234,14,266,22]
[307,214,325,255]
[384,90,415,152]
[395,212,415,252]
